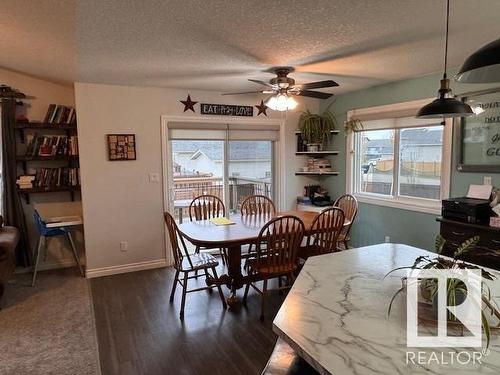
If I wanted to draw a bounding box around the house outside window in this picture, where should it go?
[346,99,452,214]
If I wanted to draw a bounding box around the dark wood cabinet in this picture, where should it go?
[437,217,500,270]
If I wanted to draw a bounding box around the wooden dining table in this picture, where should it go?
[177,210,320,306]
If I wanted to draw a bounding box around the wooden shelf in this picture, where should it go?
[295,130,339,135]
[295,151,339,156]
[16,155,79,161]
[17,185,81,204]
[15,121,77,130]
[17,185,80,194]
[295,172,339,176]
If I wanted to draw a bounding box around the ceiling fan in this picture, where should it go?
[222,67,339,111]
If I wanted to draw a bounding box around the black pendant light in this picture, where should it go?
[416,0,473,119]
[456,38,500,83]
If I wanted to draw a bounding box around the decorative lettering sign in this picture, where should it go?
[458,88,500,172]
[200,103,253,117]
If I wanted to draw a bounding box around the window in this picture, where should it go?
[347,100,452,214]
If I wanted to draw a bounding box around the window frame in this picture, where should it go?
[345,99,452,215]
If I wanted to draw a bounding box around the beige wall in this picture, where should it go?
[0,67,82,271]
[75,82,320,277]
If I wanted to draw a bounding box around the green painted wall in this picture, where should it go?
[320,69,500,251]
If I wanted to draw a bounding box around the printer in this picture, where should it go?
[442,197,491,224]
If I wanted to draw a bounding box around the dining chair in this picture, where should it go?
[32,210,84,286]
[299,207,345,260]
[243,215,305,321]
[334,194,358,250]
[189,194,225,221]
[240,195,276,269]
[189,194,228,265]
[164,211,226,319]
[240,195,276,216]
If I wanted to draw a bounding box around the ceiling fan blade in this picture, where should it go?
[221,90,267,96]
[297,90,333,99]
[248,79,276,88]
[295,80,339,90]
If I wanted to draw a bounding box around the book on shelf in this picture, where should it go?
[16,175,35,189]
[33,167,80,188]
[24,134,78,157]
[43,104,77,124]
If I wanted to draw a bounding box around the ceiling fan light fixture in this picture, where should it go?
[265,94,297,111]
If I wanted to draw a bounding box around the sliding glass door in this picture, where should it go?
[228,140,273,214]
[168,129,277,223]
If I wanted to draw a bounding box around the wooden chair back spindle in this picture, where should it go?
[164,211,192,269]
[240,195,276,216]
[189,194,226,221]
[256,215,305,272]
[307,207,345,255]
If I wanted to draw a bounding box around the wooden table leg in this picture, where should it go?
[226,244,244,308]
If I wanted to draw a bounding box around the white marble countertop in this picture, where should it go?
[273,243,500,375]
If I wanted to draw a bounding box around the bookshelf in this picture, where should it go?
[14,109,80,204]
[295,130,340,177]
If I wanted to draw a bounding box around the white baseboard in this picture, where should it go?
[85,259,168,278]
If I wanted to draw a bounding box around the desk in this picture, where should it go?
[34,202,83,228]
[273,244,500,374]
[177,210,318,305]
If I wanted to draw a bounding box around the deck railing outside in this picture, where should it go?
[172,175,272,220]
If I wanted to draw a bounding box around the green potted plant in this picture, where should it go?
[298,110,336,151]
[386,235,500,348]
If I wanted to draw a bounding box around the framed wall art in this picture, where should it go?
[107,134,136,161]
[457,88,500,172]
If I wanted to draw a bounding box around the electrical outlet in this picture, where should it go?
[149,173,160,183]
[120,241,128,252]
[384,236,391,243]
[484,176,492,186]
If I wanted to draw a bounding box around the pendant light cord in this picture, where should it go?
[443,0,450,79]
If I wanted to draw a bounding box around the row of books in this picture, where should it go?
[25,135,78,157]
[43,104,76,124]
[303,158,332,172]
[32,168,80,188]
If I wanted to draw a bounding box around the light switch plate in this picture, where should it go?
[484,176,492,186]
[120,241,128,252]
[149,173,160,183]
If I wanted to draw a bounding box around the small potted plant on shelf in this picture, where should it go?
[386,235,500,348]
[298,110,336,151]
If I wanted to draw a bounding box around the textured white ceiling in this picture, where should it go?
[0,0,75,85]
[1,0,500,94]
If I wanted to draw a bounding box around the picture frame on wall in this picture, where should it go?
[107,134,137,161]
[457,88,500,173]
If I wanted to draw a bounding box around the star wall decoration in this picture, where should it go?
[180,94,198,112]
[255,100,268,116]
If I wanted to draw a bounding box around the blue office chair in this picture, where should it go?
[32,210,84,286]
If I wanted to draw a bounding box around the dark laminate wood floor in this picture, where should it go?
[91,263,287,375]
